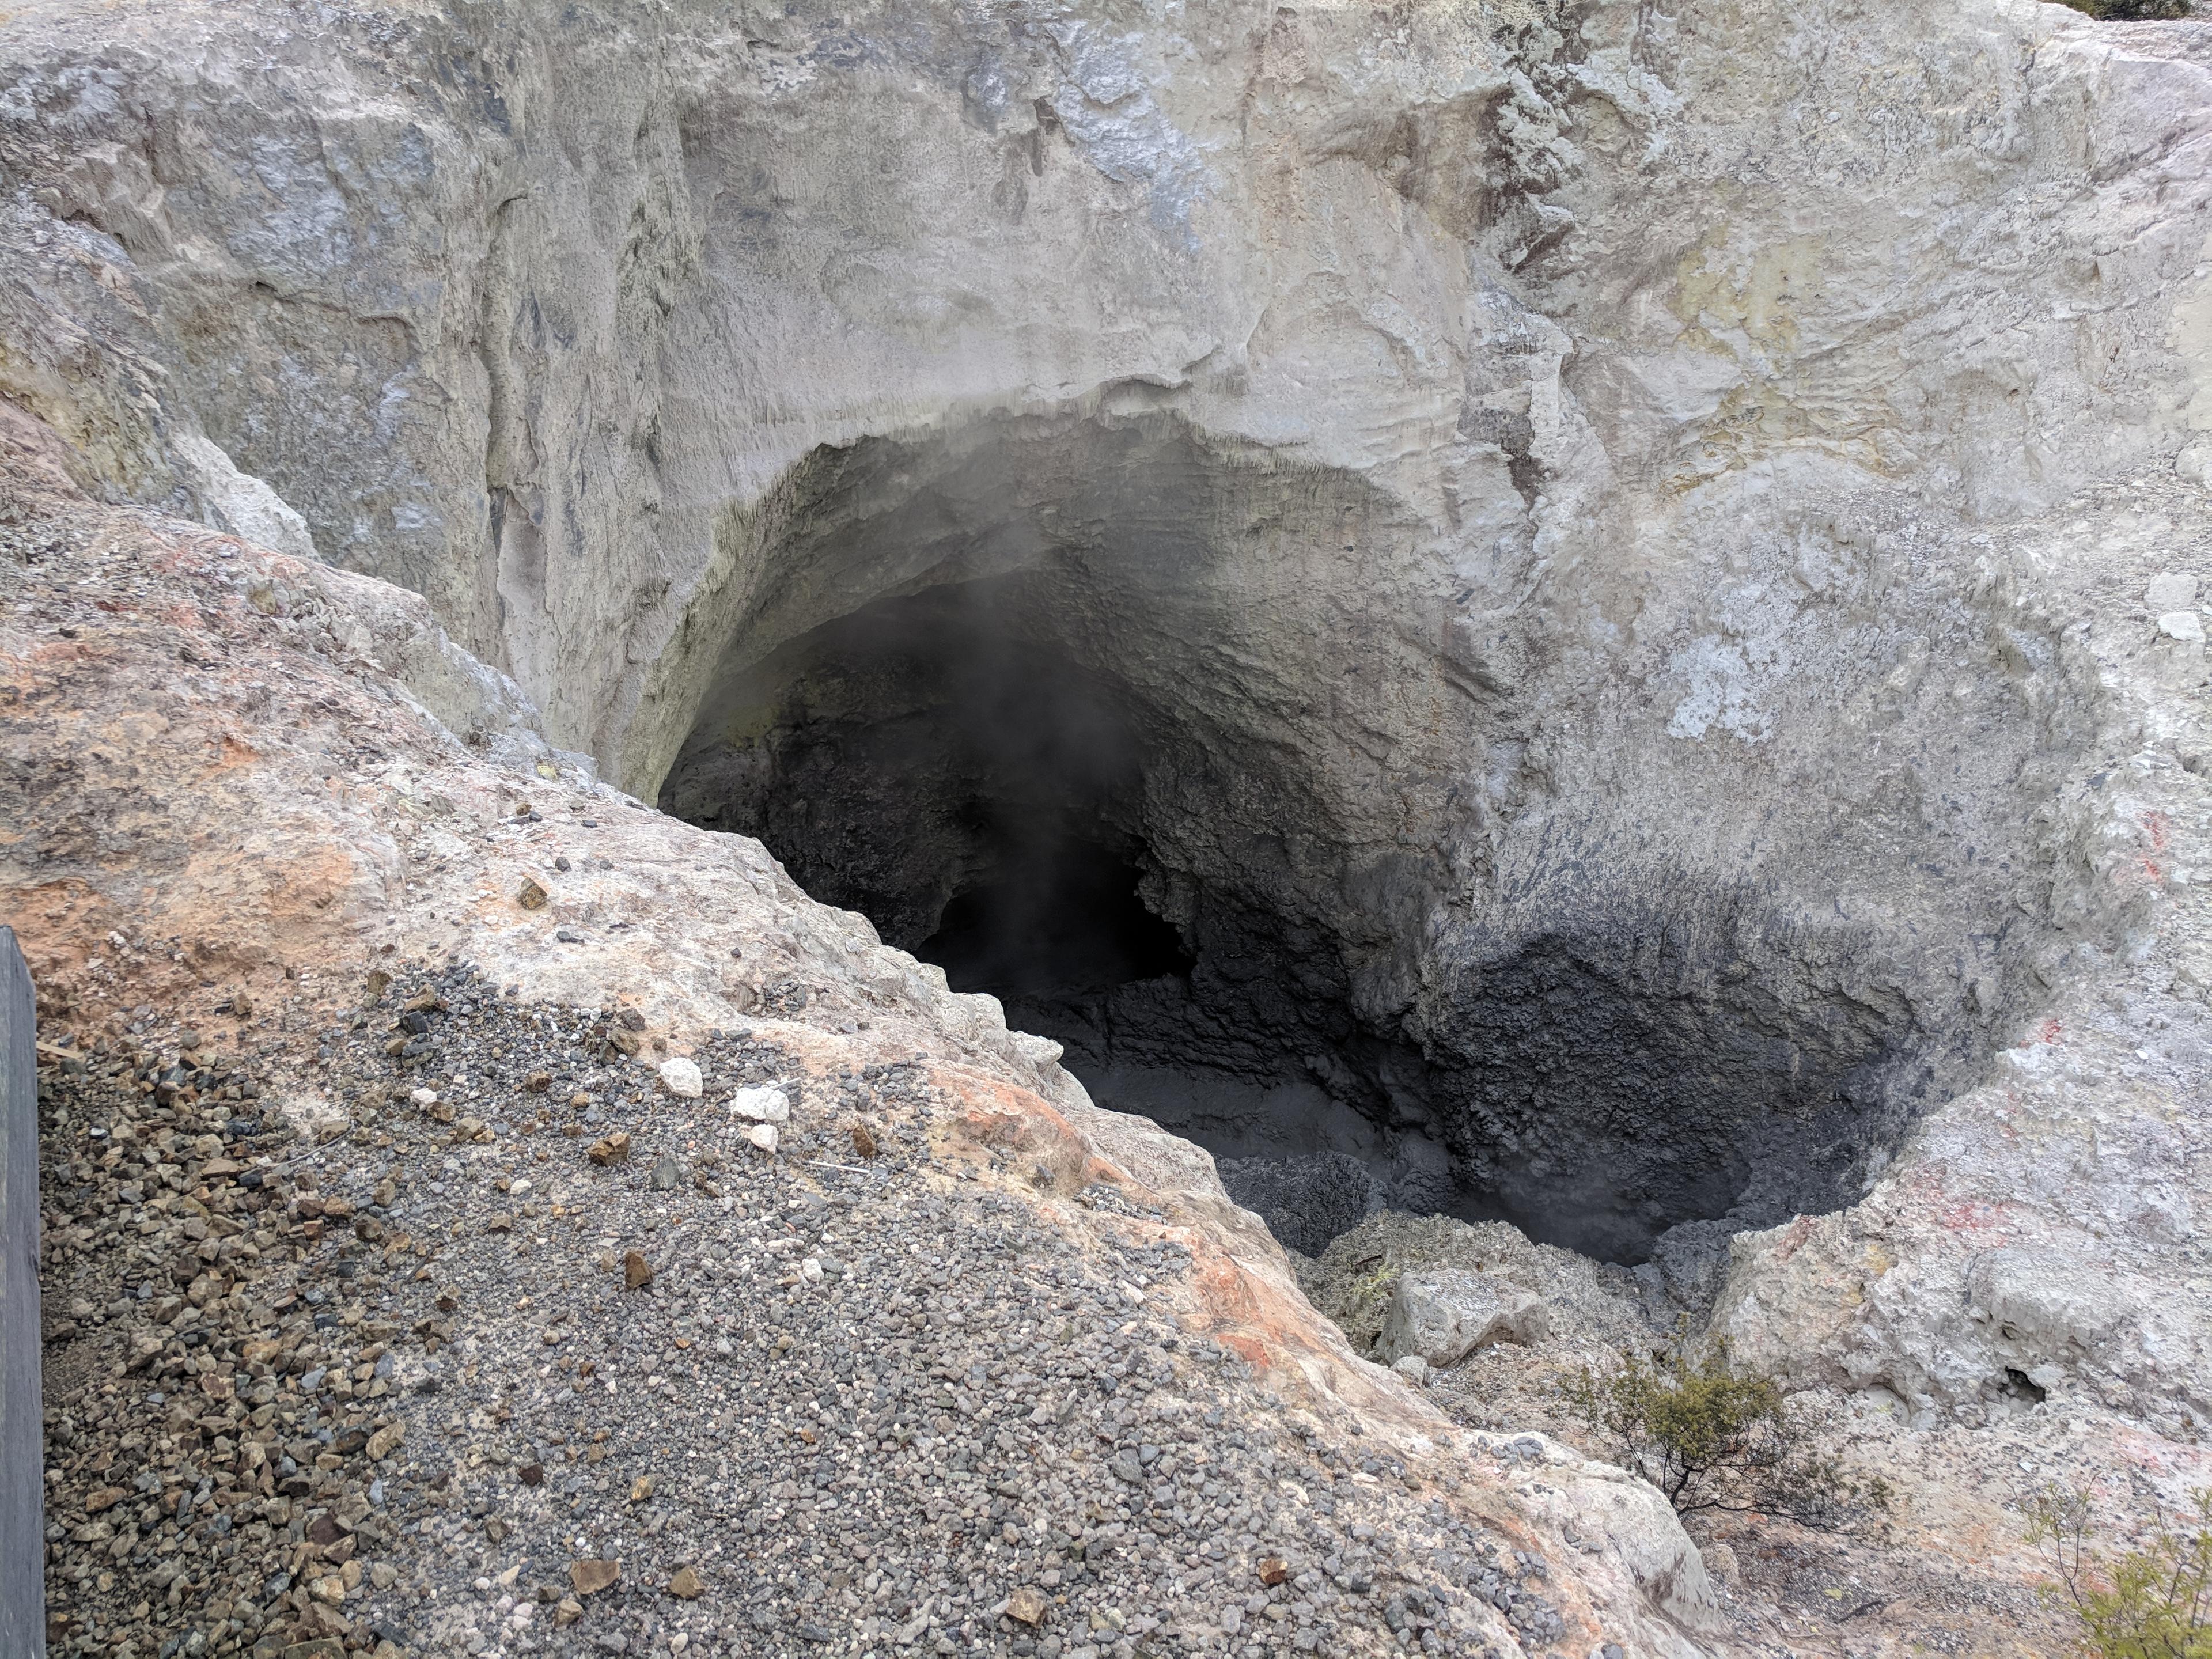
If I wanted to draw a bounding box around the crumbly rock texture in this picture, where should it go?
[5,0,2212,1654]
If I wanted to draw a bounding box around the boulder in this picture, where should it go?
[1647,1218,1744,1315]
[1377,1270,1550,1368]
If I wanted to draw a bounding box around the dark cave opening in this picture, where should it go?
[919,842,1194,999]
[660,565,1937,1272]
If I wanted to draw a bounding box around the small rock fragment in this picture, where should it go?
[2146,572,2201,612]
[669,1565,705,1599]
[650,1153,680,1191]
[1006,1586,1048,1626]
[366,1423,405,1460]
[745,1123,779,1154]
[571,1559,621,1596]
[730,1086,789,1123]
[1704,1540,1741,1584]
[1258,1557,1290,1586]
[517,877,550,911]
[589,1132,632,1166]
[623,1250,654,1291]
[851,1122,878,1157]
[658,1056,703,1097]
[2160,609,2205,643]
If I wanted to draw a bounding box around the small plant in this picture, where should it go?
[1560,1343,1889,1528]
[2027,1486,2212,1659]
[2056,0,2190,20]
[1295,1249,1402,1354]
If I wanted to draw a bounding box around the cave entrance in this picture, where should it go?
[656,545,1482,1260]
[655,412,2040,1271]
[919,843,1193,1002]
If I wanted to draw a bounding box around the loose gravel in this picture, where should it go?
[36,963,1592,1659]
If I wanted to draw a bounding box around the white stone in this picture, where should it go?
[800,1256,823,1284]
[171,427,318,562]
[1391,1354,1433,1385]
[409,1088,438,1108]
[730,1086,790,1123]
[2158,610,2205,643]
[745,1123,779,1153]
[1377,1270,1550,1368]
[2147,573,2200,612]
[658,1056,703,1098]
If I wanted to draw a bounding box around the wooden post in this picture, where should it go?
[0,926,44,1656]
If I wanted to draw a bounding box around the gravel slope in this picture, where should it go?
[36,968,1596,1659]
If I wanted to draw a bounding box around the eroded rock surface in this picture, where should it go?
[5,0,2212,1653]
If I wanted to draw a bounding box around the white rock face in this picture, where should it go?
[657,1056,703,1098]
[1482,1431,1724,1642]
[1378,1270,1551,1368]
[169,429,319,562]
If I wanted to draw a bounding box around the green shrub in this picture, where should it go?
[2027,1486,2212,1659]
[2056,0,2190,20]
[1560,1344,1889,1527]
[1293,1247,1402,1355]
